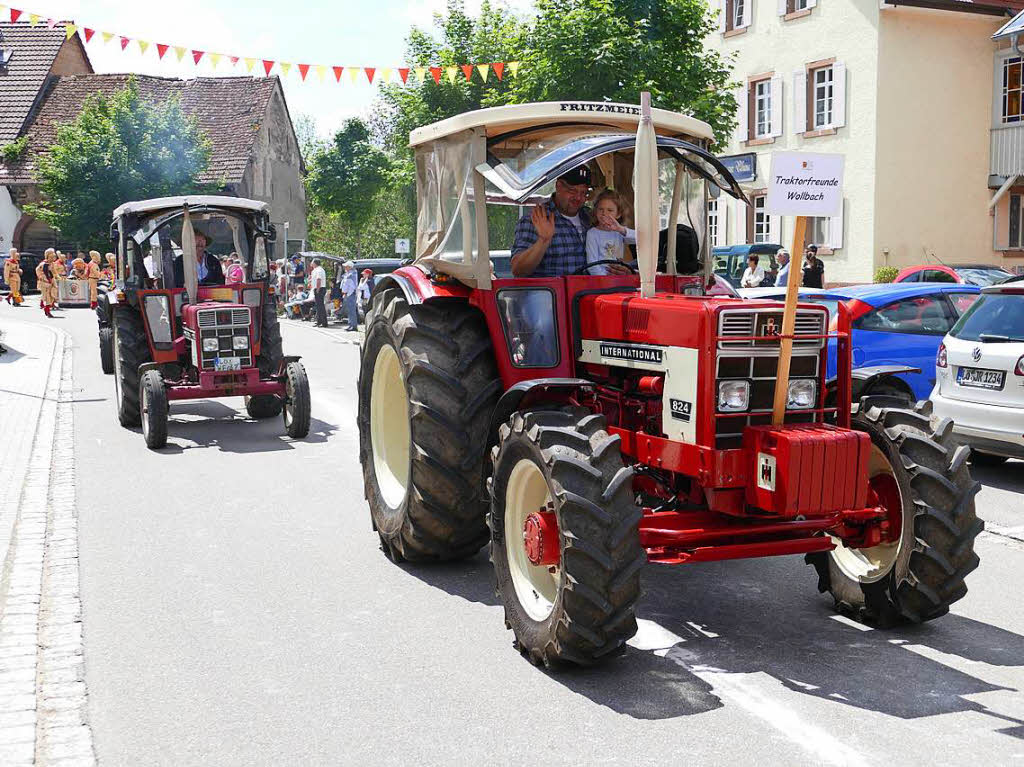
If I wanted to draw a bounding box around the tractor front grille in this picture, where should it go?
[196,307,252,370]
[718,308,826,350]
[197,308,250,328]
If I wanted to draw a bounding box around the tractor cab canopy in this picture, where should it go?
[408,101,747,290]
[111,195,276,298]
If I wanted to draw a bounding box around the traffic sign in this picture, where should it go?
[395,238,410,254]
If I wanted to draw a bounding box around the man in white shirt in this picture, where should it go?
[740,254,765,288]
[774,249,791,287]
[310,258,328,327]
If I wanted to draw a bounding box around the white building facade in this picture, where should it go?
[707,0,1019,284]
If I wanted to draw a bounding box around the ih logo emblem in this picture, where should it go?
[763,317,779,337]
[757,452,777,492]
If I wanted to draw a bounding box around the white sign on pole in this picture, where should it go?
[765,152,844,217]
[394,238,410,254]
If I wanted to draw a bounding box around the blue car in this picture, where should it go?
[751,283,981,401]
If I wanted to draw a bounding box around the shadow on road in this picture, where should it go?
[970,462,1024,494]
[400,551,1024,726]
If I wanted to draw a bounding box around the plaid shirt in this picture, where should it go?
[511,198,591,277]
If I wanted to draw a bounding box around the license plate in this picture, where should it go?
[213,357,241,372]
[956,366,1005,390]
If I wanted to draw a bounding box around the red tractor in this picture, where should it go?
[358,100,981,666]
[100,196,310,449]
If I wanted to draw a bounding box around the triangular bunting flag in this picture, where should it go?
[380,68,392,83]
[429,67,441,84]
[156,44,168,59]
[29,13,38,25]
[298,63,310,81]
[492,62,504,80]
[192,50,204,65]
[9,9,21,23]
[461,65,473,82]
[477,64,489,82]
[210,53,222,68]
[508,61,521,77]
[64,23,76,40]
[445,66,458,84]
[137,40,149,55]
[315,65,327,83]
[245,58,256,72]
[102,32,115,45]
[415,67,427,83]
[46,18,55,29]
[120,37,131,51]
[230,56,239,67]
[348,67,359,84]
[174,46,187,62]
[364,67,376,83]
[262,60,274,76]
[332,66,343,82]
[84,28,95,43]
[280,62,292,77]
[398,68,409,84]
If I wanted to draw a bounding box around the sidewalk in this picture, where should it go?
[0,320,94,766]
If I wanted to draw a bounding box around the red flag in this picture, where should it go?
[155,44,169,59]
[9,9,22,23]
[83,28,95,43]
[397,68,409,84]
[262,60,274,76]
[120,36,131,51]
[492,62,505,81]
[332,66,343,82]
[230,56,239,66]
[461,65,473,82]
[429,67,442,84]
[192,50,204,64]
[364,67,375,83]
[298,63,310,81]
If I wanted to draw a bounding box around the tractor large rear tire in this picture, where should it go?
[807,397,982,624]
[112,309,151,428]
[488,409,644,666]
[358,287,501,562]
[257,300,284,378]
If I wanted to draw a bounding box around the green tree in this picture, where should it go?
[29,77,212,249]
[305,118,391,258]
[511,0,738,146]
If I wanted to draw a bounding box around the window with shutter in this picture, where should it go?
[1004,58,1024,124]
[723,0,752,32]
[754,79,772,138]
[812,66,834,129]
[753,195,772,243]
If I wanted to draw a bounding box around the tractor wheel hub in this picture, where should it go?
[523,511,559,567]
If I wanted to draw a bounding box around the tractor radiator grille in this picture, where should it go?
[717,309,826,350]
[197,308,251,328]
[195,307,252,371]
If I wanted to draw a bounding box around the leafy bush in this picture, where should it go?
[874,266,899,283]
[0,136,28,162]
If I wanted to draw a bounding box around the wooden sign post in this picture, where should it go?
[764,152,844,425]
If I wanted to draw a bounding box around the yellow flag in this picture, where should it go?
[414,67,427,83]
[64,23,77,40]
[477,64,489,82]
[102,32,115,44]
[245,58,256,73]
[348,67,360,84]
[30,13,40,25]
[174,46,187,62]
[137,40,149,55]
[380,67,392,83]
[445,66,458,84]
[508,61,521,77]
[315,64,327,83]
[280,62,292,77]
[210,53,222,68]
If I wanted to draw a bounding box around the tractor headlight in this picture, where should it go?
[787,379,817,409]
[717,380,750,412]
[232,335,249,350]
[202,337,219,352]
[143,294,173,346]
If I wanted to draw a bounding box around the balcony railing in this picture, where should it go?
[991,123,1024,177]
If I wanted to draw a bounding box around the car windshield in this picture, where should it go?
[954,267,1015,286]
[949,293,1024,341]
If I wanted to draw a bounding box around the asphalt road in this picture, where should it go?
[16,306,1024,766]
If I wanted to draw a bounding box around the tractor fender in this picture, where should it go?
[138,362,161,376]
[827,364,919,403]
[487,378,596,447]
[275,355,302,377]
[374,265,471,306]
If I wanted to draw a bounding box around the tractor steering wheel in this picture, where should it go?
[572,259,639,276]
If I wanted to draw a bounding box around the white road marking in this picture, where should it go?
[687,621,719,638]
[831,614,874,631]
[627,618,687,651]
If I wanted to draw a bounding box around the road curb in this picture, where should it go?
[0,321,95,766]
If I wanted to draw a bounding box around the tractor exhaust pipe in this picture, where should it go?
[634,92,659,299]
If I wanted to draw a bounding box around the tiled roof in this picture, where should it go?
[0,21,90,144]
[0,74,279,185]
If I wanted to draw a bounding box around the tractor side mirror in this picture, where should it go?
[109,223,119,244]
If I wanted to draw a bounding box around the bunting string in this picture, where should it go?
[1,3,520,85]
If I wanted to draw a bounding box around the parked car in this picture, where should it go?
[894,263,1015,286]
[712,244,782,288]
[930,279,1024,464]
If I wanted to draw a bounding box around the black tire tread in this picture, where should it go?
[284,362,311,438]
[113,309,150,427]
[98,327,114,375]
[257,300,284,378]
[140,369,168,450]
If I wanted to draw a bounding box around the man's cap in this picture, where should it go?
[343,260,354,267]
[806,244,818,253]
[362,268,373,276]
[559,165,592,187]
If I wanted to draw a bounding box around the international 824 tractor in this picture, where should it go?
[99,196,311,449]
[357,97,981,667]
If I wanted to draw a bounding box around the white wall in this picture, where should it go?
[0,187,20,253]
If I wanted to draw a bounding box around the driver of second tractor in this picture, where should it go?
[171,229,225,287]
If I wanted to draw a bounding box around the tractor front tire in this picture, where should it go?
[358,287,501,563]
[283,361,310,438]
[140,370,168,450]
[808,397,982,625]
[489,410,644,666]
[112,309,150,428]
[246,394,283,419]
[99,327,114,375]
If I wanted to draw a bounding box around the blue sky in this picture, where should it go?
[24,0,534,138]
